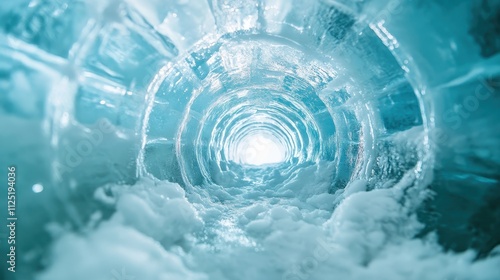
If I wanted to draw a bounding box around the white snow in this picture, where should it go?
[38,173,500,280]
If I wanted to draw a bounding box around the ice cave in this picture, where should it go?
[0,0,500,279]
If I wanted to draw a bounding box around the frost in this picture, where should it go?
[1,0,499,279]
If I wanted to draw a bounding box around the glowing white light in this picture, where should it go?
[236,133,286,166]
[32,183,44,193]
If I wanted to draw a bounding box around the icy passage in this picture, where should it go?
[1,0,500,279]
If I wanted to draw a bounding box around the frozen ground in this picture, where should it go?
[38,173,499,280]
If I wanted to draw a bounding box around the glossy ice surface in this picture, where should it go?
[0,0,499,279]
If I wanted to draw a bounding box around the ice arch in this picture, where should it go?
[1,0,499,279]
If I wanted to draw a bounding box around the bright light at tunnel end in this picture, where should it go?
[233,133,287,166]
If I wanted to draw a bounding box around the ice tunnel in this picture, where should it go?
[1,0,500,279]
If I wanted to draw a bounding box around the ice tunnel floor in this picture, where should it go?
[38,165,500,280]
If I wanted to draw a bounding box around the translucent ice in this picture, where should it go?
[0,0,499,279]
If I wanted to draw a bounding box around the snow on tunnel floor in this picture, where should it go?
[37,168,500,280]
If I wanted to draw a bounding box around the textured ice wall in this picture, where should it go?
[0,0,499,279]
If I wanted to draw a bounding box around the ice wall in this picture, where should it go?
[0,0,499,279]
